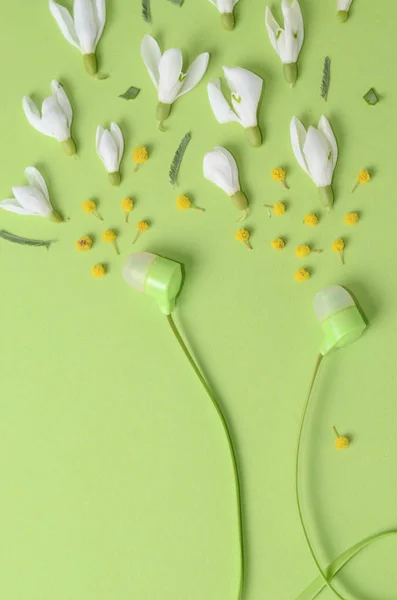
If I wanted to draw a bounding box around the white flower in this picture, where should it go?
[265,0,304,85]
[49,0,106,75]
[203,146,248,219]
[96,123,124,186]
[290,115,338,208]
[141,35,210,127]
[0,167,63,221]
[337,0,353,20]
[208,0,240,29]
[22,81,76,156]
[207,67,263,146]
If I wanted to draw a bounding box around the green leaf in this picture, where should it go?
[142,0,151,22]
[363,87,379,105]
[119,86,141,100]
[169,132,191,186]
[167,0,184,6]
[320,56,331,101]
[0,230,56,248]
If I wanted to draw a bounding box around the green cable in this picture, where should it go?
[167,313,245,600]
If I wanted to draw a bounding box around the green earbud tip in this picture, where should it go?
[156,102,172,124]
[61,138,77,156]
[83,53,98,76]
[108,171,121,187]
[283,62,298,87]
[145,257,183,315]
[49,209,64,223]
[337,10,348,22]
[318,185,334,209]
[245,126,262,148]
[231,190,248,212]
[221,11,235,30]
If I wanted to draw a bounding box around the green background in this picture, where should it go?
[1,0,396,598]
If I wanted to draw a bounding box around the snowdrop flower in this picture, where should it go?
[0,167,64,222]
[203,146,248,220]
[49,0,106,77]
[22,81,76,156]
[290,115,338,209]
[141,35,210,130]
[208,0,241,30]
[265,0,304,86]
[207,67,263,147]
[337,0,353,21]
[96,123,124,186]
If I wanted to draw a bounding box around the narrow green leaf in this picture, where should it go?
[363,87,379,105]
[320,56,331,101]
[0,230,56,248]
[142,0,151,22]
[169,132,191,186]
[167,0,184,6]
[119,86,141,100]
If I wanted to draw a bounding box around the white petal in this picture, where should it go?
[224,66,263,128]
[216,0,234,13]
[24,167,50,202]
[41,95,70,141]
[318,115,338,169]
[265,6,282,56]
[282,0,304,60]
[110,122,124,166]
[303,126,334,187]
[290,116,309,176]
[12,186,52,217]
[22,96,51,136]
[338,0,352,10]
[73,0,98,54]
[93,0,106,45]
[96,125,104,154]
[141,35,161,89]
[208,0,218,6]
[49,1,80,50]
[51,80,73,126]
[97,129,119,172]
[158,48,183,104]
[176,53,210,99]
[0,198,31,215]
[203,146,240,196]
[207,80,240,124]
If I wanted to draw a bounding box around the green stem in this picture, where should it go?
[296,354,348,600]
[167,314,245,600]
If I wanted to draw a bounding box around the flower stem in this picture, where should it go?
[339,251,345,265]
[333,426,339,438]
[133,163,140,173]
[125,212,129,223]
[296,354,351,600]
[167,313,245,600]
[113,241,119,255]
[281,180,289,190]
[351,181,359,193]
[193,206,206,212]
[94,212,104,221]
[132,232,139,245]
[244,241,253,251]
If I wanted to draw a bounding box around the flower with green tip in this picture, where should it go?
[208,0,240,30]
[207,67,263,147]
[0,167,65,222]
[49,0,106,78]
[96,123,124,186]
[203,146,249,221]
[141,35,210,130]
[265,0,304,87]
[290,115,338,209]
[22,81,76,156]
[337,0,353,22]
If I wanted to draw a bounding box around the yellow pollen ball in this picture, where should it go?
[304,213,319,227]
[82,200,97,214]
[335,436,350,450]
[332,239,345,253]
[121,197,134,212]
[235,228,250,242]
[271,167,286,182]
[294,268,310,282]
[132,146,149,164]
[92,264,106,278]
[273,202,286,216]
[345,212,359,226]
[358,169,371,184]
[137,221,149,232]
[75,235,93,252]
[176,195,192,210]
[102,229,117,243]
[271,237,285,250]
[295,244,310,258]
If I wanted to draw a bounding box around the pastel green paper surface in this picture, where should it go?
[1,1,397,599]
